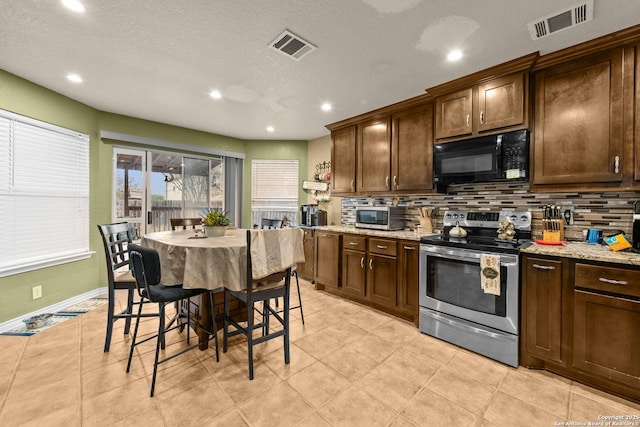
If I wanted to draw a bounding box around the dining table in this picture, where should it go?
[140,227,305,348]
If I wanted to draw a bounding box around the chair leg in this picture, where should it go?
[284,278,291,366]
[104,286,116,352]
[295,271,304,325]
[247,298,254,380]
[150,302,166,397]
[123,288,134,334]
[208,291,219,362]
[223,290,230,353]
[126,296,145,373]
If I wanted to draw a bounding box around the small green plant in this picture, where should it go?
[202,209,231,227]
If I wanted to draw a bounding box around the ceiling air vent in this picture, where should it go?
[527,0,594,39]
[270,30,316,60]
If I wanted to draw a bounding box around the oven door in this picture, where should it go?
[419,244,519,334]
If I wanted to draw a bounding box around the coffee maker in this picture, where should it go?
[633,201,640,253]
[301,204,327,226]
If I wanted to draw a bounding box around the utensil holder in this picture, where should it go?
[542,219,565,242]
[419,218,433,234]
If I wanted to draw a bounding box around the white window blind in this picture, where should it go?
[0,110,91,277]
[251,160,299,225]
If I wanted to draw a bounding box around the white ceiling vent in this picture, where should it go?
[270,30,316,60]
[528,0,594,39]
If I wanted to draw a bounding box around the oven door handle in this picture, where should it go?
[422,247,518,266]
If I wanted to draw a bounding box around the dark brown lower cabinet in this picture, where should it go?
[367,253,396,307]
[398,241,419,324]
[314,231,340,289]
[523,256,565,366]
[573,290,640,389]
[521,254,640,403]
[342,248,366,298]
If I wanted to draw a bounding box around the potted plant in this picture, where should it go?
[202,209,231,237]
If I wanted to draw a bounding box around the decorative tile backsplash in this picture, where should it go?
[341,183,640,242]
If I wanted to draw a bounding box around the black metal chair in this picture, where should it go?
[126,243,219,397]
[97,222,160,352]
[223,229,292,380]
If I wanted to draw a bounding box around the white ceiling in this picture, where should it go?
[1,0,638,141]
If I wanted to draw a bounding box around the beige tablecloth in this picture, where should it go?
[141,228,304,291]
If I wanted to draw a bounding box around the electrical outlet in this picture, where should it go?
[32,285,42,300]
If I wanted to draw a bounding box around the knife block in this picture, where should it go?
[542,219,565,242]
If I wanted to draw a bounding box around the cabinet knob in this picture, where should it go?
[403,246,415,250]
[532,264,555,270]
[385,176,389,186]
[466,114,470,127]
[480,111,484,125]
[360,257,365,269]
[393,175,397,187]
[376,245,387,249]
[369,259,373,270]
[614,156,620,174]
[349,242,359,246]
[351,179,355,190]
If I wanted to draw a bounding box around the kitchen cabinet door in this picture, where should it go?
[342,249,366,299]
[330,126,357,194]
[435,88,473,139]
[368,253,397,308]
[477,72,525,132]
[392,102,434,191]
[357,117,392,192]
[398,241,419,323]
[299,229,315,280]
[522,256,566,366]
[573,290,640,388]
[533,48,624,186]
[314,231,340,289]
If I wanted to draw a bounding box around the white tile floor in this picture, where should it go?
[0,278,638,426]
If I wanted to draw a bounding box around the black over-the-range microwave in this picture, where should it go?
[433,129,530,193]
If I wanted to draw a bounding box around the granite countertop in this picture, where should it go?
[312,225,436,242]
[521,241,640,266]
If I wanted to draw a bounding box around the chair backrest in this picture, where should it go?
[260,218,283,229]
[128,243,162,298]
[97,222,135,283]
[170,218,202,230]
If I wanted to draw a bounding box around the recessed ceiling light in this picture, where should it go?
[209,89,222,99]
[321,102,332,112]
[266,126,275,133]
[447,50,463,61]
[62,0,86,13]
[66,73,82,83]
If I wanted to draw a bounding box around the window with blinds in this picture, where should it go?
[251,159,299,226]
[0,110,91,277]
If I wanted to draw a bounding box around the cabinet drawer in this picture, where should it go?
[574,263,640,298]
[369,238,397,257]
[343,234,366,251]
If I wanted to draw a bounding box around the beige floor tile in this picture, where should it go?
[81,377,158,425]
[388,415,419,427]
[215,361,282,404]
[499,369,570,419]
[357,363,425,411]
[426,366,497,415]
[321,321,369,344]
[295,412,332,426]
[287,361,351,408]
[446,350,510,387]
[484,391,564,427]
[515,365,572,390]
[261,342,317,379]
[157,379,235,425]
[112,407,166,426]
[349,332,398,363]
[206,408,250,427]
[570,381,640,413]
[401,388,478,426]
[369,318,421,346]
[569,392,639,422]
[294,328,344,359]
[14,405,81,427]
[404,333,459,364]
[318,385,397,427]
[345,309,395,332]
[321,346,380,381]
[239,381,314,426]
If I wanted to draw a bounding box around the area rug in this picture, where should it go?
[0,297,108,337]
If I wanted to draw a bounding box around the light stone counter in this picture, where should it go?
[521,241,640,266]
[312,225,437,242]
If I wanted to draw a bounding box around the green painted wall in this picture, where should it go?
[0,69,308,324]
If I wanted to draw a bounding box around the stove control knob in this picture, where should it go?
[510,215,517,222]
[459,214,465,220]
[453,213,459,219]
[520,215,529,222]
[445,213,452,219]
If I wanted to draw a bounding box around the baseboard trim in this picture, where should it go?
[0,287,108,333]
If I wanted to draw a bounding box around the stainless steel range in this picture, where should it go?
[419,209,532,367]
